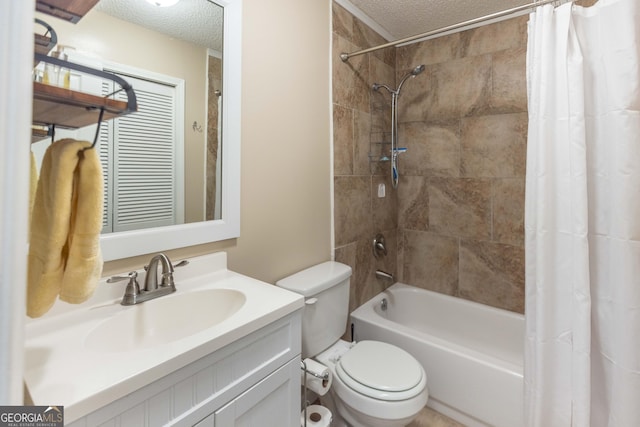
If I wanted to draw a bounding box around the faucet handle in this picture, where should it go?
[107,271,141,305]
[174,259,189,268]
[107,271,138,283]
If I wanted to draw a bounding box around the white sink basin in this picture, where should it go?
[84,289,246,352]
[24,252,304,423]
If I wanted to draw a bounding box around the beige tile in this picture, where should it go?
[401,230,458,295]
[358,230,397,307]
[398,175,429,231]
[395,66,433,123]
[372,175,397,231]
[424,55,492,121]
[398,122,460,177]
[337,233,398,315]
[461,113,527,178]
[408,406,466,427]
[333,104,353,176]
[353,15,385,49]
[397,33,462,68]
[460,15,528,57]
[332,1,353,42]
[459,239,525,313]
[370,132,391,176]
[334,176,371,247]
[369,56,395,133]
[353,17,395,67]
[352,237,378,310]
[370,90,391,135]
[353,109,372,176]
[333,1,530,315]
[491,46,527,113]
[333,34,370,113]
[493,178,525,245]
[335,241,359,322]
[428,177,492,240]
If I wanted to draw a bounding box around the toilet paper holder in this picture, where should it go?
[301,359,330,427]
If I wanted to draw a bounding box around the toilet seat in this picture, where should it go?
[335,340,426,401]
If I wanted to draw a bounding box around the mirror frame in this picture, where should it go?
[101,0,241,261]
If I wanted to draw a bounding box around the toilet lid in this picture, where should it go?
[336,341,425,400]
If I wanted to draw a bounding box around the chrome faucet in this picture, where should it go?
[375,269,394,281]
[144,253,175,291]
[373,234,388,258]
[107,253,188,305]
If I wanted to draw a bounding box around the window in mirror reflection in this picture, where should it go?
[32,0,224,233]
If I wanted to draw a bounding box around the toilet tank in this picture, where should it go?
[276,261,352,358]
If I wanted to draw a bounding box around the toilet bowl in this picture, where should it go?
[315,340,428,427]
[276,262,428,427]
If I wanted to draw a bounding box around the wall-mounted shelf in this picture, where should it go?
[32,53,138,143]
[36,0,100,24]
[31,126,51,144]
[34,34,54,56]
[33,82,131,129]
[34,19,57,67]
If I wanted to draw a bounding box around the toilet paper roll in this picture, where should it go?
[301,358,332,396]
[300,404,332,427]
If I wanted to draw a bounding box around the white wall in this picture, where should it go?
[0,0,33,404]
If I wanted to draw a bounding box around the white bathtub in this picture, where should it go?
[350,283,524,427]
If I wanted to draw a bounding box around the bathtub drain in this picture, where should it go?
[380,298,388,311]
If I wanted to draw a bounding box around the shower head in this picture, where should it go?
[372,82,394,93]
[371,64,425,96]
[396,64,425,94]
[411,64,426,76]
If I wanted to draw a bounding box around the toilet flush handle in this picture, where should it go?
[305,298,318,305]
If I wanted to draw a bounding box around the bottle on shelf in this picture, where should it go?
[43,46,72,88]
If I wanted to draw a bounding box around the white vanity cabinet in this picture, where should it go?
[197,358,299,427]
[66,312,302,427]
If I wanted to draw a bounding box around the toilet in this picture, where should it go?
[276,261,428,427]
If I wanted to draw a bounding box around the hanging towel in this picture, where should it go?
[58,144,104,304]
[29,151,38,222]
[27,139,104,318]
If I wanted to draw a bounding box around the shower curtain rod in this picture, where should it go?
[340,0,566,62]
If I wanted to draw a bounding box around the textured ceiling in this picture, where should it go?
[340,0,533,41]
[95,0,223,51]
[95,0,535,53]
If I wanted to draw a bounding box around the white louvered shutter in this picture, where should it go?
[102,74,179,232]
[98,94,113,232]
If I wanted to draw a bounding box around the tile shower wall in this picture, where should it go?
[332,2,398,316]
[332,2,528,314]
[206,55,222,221]
[395,17,528,313]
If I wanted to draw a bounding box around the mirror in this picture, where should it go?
[34,0,241,261]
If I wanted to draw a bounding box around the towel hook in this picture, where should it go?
[78,107,105,156]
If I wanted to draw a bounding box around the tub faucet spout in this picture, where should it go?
[375,270,394,281]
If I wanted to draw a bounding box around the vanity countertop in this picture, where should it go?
[23,252,304,423]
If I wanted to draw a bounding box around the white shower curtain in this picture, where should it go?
[525,0,640,426]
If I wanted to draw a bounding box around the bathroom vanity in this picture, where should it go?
[23,252,304,426]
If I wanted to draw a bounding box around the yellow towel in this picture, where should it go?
[29,151,38,223]
[59,145,104,304]
[27,139,104,318]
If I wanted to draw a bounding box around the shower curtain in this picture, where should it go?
[525,0,640,426]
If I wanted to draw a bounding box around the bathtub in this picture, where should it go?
[350,283,524,427]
